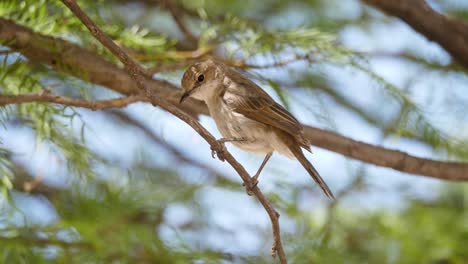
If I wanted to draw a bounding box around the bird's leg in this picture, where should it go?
[244,152,273,195]
[253,152,273,182]
[210,137,246,161]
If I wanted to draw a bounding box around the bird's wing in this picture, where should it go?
[224,82,303,137]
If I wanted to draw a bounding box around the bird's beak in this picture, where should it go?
[179,90,191,104]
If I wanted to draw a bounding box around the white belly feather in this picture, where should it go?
[208,99,294,158]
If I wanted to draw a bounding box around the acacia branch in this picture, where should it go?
[0,18,208,118]
[59,1,287,262]
[362,0,468,69]
[147,58,198,74]
[161,0,198,44]
[304,127,468,181]
[1,19,467,181]
[108,110,234,182]
[0,91,145,110]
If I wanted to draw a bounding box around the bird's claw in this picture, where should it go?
[210,140,227,161]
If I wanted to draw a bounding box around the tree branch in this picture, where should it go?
[304,127,468,181]
[0,91,145,110]
[161,0,198,44]
[147,58,198,74]
[107,110,233,181]
[362,0,468,69]
[1,18,467,181]
[59,1,287,262]
[0,17,208,118]
[11,160,60,200]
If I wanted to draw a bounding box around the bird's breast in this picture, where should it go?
[210,102,274,154]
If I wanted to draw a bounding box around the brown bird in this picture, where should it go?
[180,59,334,198]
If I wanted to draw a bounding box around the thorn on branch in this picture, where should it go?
[210,140,227,161]
[242,178,259,196]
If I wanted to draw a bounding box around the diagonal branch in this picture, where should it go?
[362,0,468,69]
[11,160,60,200]
[1,18,467,181]
[0,91,145,110]
[107,110,233,181]
[59,1,287,262]
[161,0,198,44]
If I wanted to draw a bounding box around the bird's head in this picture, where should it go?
[180,59,223,103]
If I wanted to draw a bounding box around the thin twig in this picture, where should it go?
[0,91,145,110]
[147,54,306,74]
[227,54,313,69]
[60,0,287,262]
[135,46,212,62]
[11,161,60,199]
[162,0,198,44]
[147,58,198,74]
[108,110,231,180]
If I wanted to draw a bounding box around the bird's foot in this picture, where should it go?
[211,140,227,161]
[242,177,259,196]
[211,137,246,161]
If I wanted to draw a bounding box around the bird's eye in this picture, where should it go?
[197,74,205,82]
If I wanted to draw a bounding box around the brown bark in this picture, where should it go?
[0,92,144,110]
[362,0,468,69]
[0,18,207,117]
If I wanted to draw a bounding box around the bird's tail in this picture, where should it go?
[288,140,334,199]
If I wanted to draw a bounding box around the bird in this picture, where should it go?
[179,59,334,199]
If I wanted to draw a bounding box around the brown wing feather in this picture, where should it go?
[277,130,334,199]
[223,67,311,150]
[233,96,302,135]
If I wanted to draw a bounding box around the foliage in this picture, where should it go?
[0,0,174,62]
[287,185,468,264]
[199,13,346,60]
